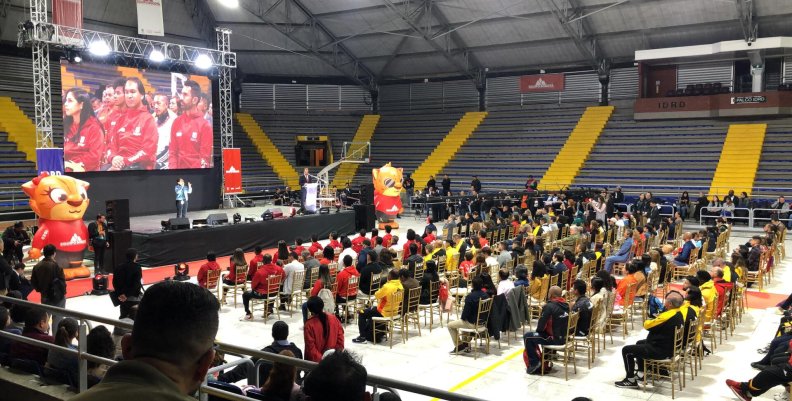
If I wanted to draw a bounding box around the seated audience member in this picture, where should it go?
[398,268,420,312]
[70,281,220,400]
[86,325,115,382]
[10,308,54,365]
[303,264,333,322]
[696,270,717,324]
[8,262,32,299]
[254,349,300,401]
[304,297,344,363]
[308,235,322,256]
[282,251,305,305]
[497,269,514,296]
[339,237,357,264]
[246,246,264,281]
[301,351,373,401]
[302,250,320,289]
[319,245,335,266]
[381,226,393,248]
[448,276,489,353]
[0,306,21,353]
[514,265,530,288]
[359,251,384,296]
[458,252,475,284]
[46,318,79,380]
[673,232,695,266]
[404,243,423,277]
[615,291,684,388]
[328,232,342,250]
[388,235,401,254]
[523,286,569,374]
[604,229,634,273]
[112,305,137,359]
[218,321,303,384]
[616,262,645,306]
[571,280,593,336]
[549,252,567,284]
[419,260,440,305]
[243,254,285,320]
[353,269,403,344]
[726,348,792,401]
[222,248,248,303]
[529,261,549,301]
[336,255,360,310]
[351,230,367,254]
[197,252,221,289]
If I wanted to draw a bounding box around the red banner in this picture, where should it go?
[520,73,565,93]
[53,0,83,29]
[223,148,242,195]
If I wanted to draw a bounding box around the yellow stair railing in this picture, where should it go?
[412,111,488,188]
[0,97,37,163]
[236,113,299,188]
[708,123,767,197]
[539,106,614,191]
[331,114,380,188]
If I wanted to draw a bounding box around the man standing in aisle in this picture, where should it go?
[30,245,66,329]
[175,178,192,219]
[169,80,213,169]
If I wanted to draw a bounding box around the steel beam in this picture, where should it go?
[30,0,52,148]
[217,28,233,150]
[735,0,758,43]
[543,0,609,76]
[240,0,378,90]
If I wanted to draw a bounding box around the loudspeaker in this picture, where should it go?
[319,207,330,214]
[107,230,132,272]
[206,213,229,226]
[261,211,273,221]
[359,184,374,205]
[354,204,376,231]
[168,217,191,230]
[105,199,130,231]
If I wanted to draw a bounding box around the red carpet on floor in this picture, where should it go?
[26,248,276,303]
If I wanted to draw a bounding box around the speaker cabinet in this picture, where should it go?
[168,217,191,230]
[206,213,229,226]
[359,184,374,206]
[354,204,375,231]
[105,199,130,231]
[106,230,132,272]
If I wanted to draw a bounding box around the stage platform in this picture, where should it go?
[128,205,356,266]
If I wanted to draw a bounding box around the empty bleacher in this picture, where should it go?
[442,106,588,191]
[753,117,792,197]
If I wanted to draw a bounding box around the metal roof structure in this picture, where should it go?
[1,0,791,86]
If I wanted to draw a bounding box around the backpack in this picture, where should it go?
[48,276,66,301]
[317,286,335,314]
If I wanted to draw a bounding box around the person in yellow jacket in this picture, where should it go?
[353,269,403,344]
[682,286,703,344]
[444,240,460,272]
[696,270,717,322]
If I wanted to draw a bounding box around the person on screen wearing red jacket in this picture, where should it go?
[106,77,157,170]
[169,80,213,169]
[63,88,104,172]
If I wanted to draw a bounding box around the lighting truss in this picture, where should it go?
[216,28,233,149]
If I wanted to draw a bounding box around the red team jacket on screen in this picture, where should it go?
[32,220,88,253]
[169,110,212,169]
[106,106,158,169]
[64,116,104,171]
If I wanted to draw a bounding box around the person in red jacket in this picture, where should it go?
[197,252,221,288]
[382,225,393,248]
[351,230,367,254]
[101,78,126,142]
[10,308,54,365]
[402,229,422,263]
[327,232,342,250]
[243,254,284,320]
[335,255,360,306]
[63,88,105,172]
[105,77,157,170]
[247,246,264,281]
[169,80,213,169]
[303,296,344,363]
[308,234,323,257]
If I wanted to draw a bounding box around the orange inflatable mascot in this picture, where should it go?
[22,173,91,280]
[372,162,403,229]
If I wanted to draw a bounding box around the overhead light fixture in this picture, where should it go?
[73,55,82,63]
[219,0,239,8]
[88,40,111,57]
[195,54,212,69]
[149,49,165,63]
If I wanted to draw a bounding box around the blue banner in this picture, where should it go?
[36,148,65,176]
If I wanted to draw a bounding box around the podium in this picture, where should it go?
[305,183,318,213]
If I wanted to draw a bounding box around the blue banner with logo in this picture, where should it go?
[36,148,65,176]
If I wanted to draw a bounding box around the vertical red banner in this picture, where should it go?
[52,0,83,29]
[223,148,242,195]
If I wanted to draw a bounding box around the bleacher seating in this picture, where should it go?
[752,117,792,197]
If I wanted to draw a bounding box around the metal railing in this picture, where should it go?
[0,295,486,401]
[699,206,792,229]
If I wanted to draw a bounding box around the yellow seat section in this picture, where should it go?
[0,97,37,163]
[116,66,155,94]
[60,66,83,90]
[412,111,488,188]
[539,106,614,191]
[331,114,380,188]
[236,113,299,188]
[708,123,767,197]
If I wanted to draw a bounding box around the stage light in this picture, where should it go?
[219,0,239,7]
[149,49,165,63]
[73,55,82,63]
[88,40,111,57]
[195,53,212,69]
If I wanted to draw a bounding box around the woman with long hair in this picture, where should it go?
[222,248,247,304]
[64,88,105,172]
[304,296,344,362]
[277,240,289,262]
[302,264,334,322]
[257,349,299,400]
[47,317,79,380]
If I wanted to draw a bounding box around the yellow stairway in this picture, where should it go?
[331,114,380,188]
[412,111,488,188]
[0,97,37,163]
[236,113,299,188]
[708,123,767,197]
[539,106,614,191]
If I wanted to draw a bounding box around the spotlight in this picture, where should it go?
[149,49,165,63]
[219,0,239,7]
[88,40,111,57]
[73,55,82,63]
[195,54,212,70]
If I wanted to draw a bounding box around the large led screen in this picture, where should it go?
[60,61,213,171]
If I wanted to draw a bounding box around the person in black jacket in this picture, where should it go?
[87,214,110,274]
[615,291,684,388]
[218,320,303,384]
[523,286,569,374]
[2,222,30,264]
[448,276,488,353]
[112,248,143,319]
[0,241,12,296]
[471,176,482,193]
[8,262,32,299]
[646,199,661,225]
[571,280,593,336]
[441,174,451,196]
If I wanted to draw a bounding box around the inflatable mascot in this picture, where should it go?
[22,173,91,280]
[372,162,403,229]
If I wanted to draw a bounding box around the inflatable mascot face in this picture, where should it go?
[22,173,91,280]
[372,163,403,220]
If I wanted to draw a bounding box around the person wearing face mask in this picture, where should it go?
[105,77,158,170]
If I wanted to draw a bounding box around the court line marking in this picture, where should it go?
[430,348,524,401]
